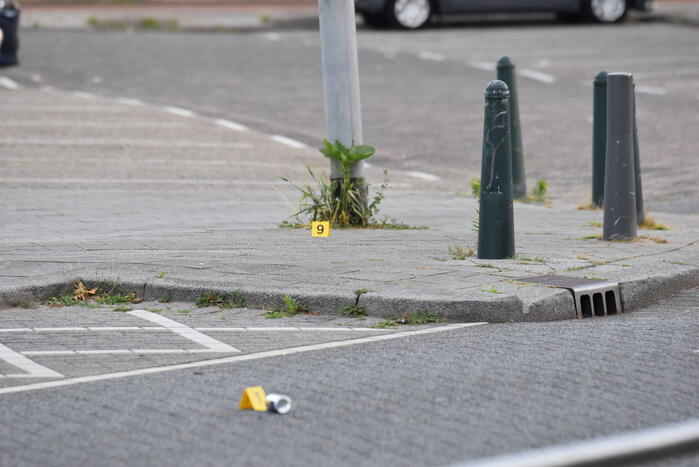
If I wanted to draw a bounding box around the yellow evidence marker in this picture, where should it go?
[239,386,268,412]
[311,221,330,237]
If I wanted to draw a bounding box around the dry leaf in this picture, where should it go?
[73,282,98,301]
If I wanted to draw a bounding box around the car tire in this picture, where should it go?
[583,0,628,23]
[361,11,389,29]
[387,0,432,29]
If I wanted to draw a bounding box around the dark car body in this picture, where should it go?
[0,0,20,67]
[357,0,652,25]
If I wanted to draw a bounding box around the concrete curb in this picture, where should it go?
[2,265,696,322]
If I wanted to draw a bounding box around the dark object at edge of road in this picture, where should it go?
[0,0,20,67]
[356,0,653,30]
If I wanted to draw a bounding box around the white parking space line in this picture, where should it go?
[34,327,87,332]
[635,85,667,96]
[22,351,76,356]
[214,118,249,132]
[0,323,486,395]
[129,310,240,353]
[469,61,496,71]
[406,171,441,182]
[71,91,96,99]
[76,350,131,355]
[163,106,196,117]
[0,328,32,333]
[0,343,64,378]
[269,135,308,149]
[418,51,445,62]
[194,327,248,332]
[0,76,19,90]
[519,69,556,84]
[113,97,143,106]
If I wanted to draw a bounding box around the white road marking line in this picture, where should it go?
[114,97,143,106]
[129,310,240,353]
[0,323,485,395]
[0,343,64,378]
[214,118,249,132]
[635,85,666,96]
[76,350,131,355]
[469,61,496,71]
[406,171,441,181]
[245,327,299,332]
[87,327,142,331]
[263,32,281,41]
[269,135,308,149]
[163,106,196,117]
[72,91,96,99]
[34,327,87,332]
[418,51,445,62]
[192,326,398,332]
[21,351,75,356]
[520,69,556,84]
[132,349,188,354]
[0,76,20,90]
[0,328,32,333]
[456,419,699,467]
[194,327,248,332]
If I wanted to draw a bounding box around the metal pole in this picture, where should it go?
[496,56,526,200]
[478,80,515,260]
[318,0,365,182]
[603,73,637,241]
[592,71,607,208]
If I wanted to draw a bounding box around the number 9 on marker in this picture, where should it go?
[311,221,330,237]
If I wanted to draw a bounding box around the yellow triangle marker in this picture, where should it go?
[239,386,268,411]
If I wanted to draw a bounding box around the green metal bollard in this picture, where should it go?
[592,71,608,208]
[496,56,526,200]
[633,87,645,224]
[478,80,515,260]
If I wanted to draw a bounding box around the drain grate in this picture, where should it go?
[519,275,622,319]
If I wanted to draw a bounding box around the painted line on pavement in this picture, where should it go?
[71,91,96,99]
[262,32,281,42]
[0,178,288,186]
[469,61,496,71]
[269,134,308,149]
[0,138,253,148]
[406,171,441,182]
[519,69,556,84]
[34,327,87,332]
[0,76,19,90]
[418,51,445,62]
[163,106,196,118]
[0,327,172,333]
[0,343,64,379]
[214,118,249,132]
[0,323,486,395]
[129,310,240,353]
[455,419,699,467]
[113,97,144,106]
[636,85,667,96]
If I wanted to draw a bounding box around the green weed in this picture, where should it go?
[449,245,475,260]
[196,291,246,309]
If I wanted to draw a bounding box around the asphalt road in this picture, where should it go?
[0,289,697,467]
[5,19,699,211]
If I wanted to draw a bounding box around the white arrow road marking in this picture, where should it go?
[0,343,63,379]
[128,310,240,353]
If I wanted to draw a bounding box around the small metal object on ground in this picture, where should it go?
[519,275,622,319]
[266,394,292,415]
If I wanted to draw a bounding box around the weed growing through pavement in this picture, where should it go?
[265,294,316,319]
[586,221,603,228]
[481,287,502,294]
[158,295,172,303]
[449,245,475,260]
[155,272,166,279]
[581,234,603,240]
[340,289,368,318]
[470,178,480,232]
[48,282,143,308]
[370,320,398,329]
[638,216,670,231]
[397,310,440,325]
[113,306,132,312]
[475,263,495,268]
[196,291,246,309]
[513,255,548,264]
[577,202,602,211]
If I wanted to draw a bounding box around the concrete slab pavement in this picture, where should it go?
[0,84,698,322]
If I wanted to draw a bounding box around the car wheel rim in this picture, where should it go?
[394,0,430,29]
[590,0,626,22]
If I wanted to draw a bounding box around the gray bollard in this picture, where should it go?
[318,0,367,220]
[497,56,526,200]
[633,87,645,224]
[603,73,637,241]
[478,80,515,259]
[592,71,608,208]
